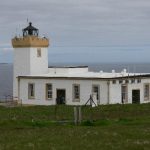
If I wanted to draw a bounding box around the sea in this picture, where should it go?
[1,62,150,100]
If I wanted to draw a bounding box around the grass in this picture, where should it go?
[0,103,149,149]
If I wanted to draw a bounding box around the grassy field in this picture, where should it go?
[0,104,149,150]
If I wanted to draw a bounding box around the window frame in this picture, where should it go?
[112,80,116,84]
[137,79,141,83]
[131,79,135,84]
[92,85,100,100]
[144,83,149,101]
[28,83,35,99]
[125,80,129,84]
[37,48,41,57]
[45,83,53,100]
[119,80,123,84]
[72,84,80,102]
[121,84,128,103]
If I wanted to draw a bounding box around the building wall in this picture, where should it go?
[19,78,108,105]
[13,47,48,98]
[127,83,142,103]
[18,77,150,106]
[13,48,30,98]
[109,78,150,104]
[109,81,122,104]
[30,48,48,75]
[129,78,150,104]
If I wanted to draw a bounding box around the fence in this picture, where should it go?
[0,104,100,124]
[0,100,147,125]
[0,95,22,107]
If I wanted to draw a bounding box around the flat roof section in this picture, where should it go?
[48,66,88,68]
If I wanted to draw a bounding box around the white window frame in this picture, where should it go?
[121,85,128,103]
[131,79,135,84]
[137,79,141,83]
[144,84,149,101]
[37,48,41,57]
[119,80,123,84]
[46,83,53,100]
[92,85,100,100]
[125,80,129,84]
[112,80,116,84]
[73,84,80,102]
[28,83,35,99]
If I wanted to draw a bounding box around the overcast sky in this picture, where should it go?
[1,0,150,63]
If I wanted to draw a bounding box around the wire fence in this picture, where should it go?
[0,103,149,126]
[0,95,97,123]
[0,104,94,123]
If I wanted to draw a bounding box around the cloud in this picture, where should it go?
[1,0,150,62]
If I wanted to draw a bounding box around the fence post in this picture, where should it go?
[78,106,82,124]
[74,106,82,125]
[74,107,78,125]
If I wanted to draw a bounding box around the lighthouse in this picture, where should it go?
[10,22,150,106]
[12,22,49,98]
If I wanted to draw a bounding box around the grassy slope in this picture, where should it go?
[0,104,149,150]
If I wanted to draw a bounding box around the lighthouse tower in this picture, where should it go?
[12,22,49,98]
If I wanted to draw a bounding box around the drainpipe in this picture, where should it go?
[107,81,110,104]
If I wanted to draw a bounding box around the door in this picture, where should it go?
[56,89,66,104]
[132,90,140,104]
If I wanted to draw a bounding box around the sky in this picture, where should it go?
[1,0,150,63]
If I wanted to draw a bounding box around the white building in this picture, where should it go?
[12,23,150,105]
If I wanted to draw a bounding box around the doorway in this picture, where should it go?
[132,90,140,104]
[56,89,66,104]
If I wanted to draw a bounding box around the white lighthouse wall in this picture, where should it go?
[19,78,108,106]
[13,47,48,98]
[14,48,31,77]
[13,48,30,97]
[30,47,48,75]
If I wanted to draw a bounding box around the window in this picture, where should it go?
[131,79,135,84]
[73,84,80,101]
[137,79,141,83]
[112,80,116,84]
[37,48,41,57]
[92,85,100,100]
[144,84,149,100]
[121,85,128,103]
[119,80,123,84]
[28,83,35,99]
[125,80,129,84]
[46,84,53,100]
